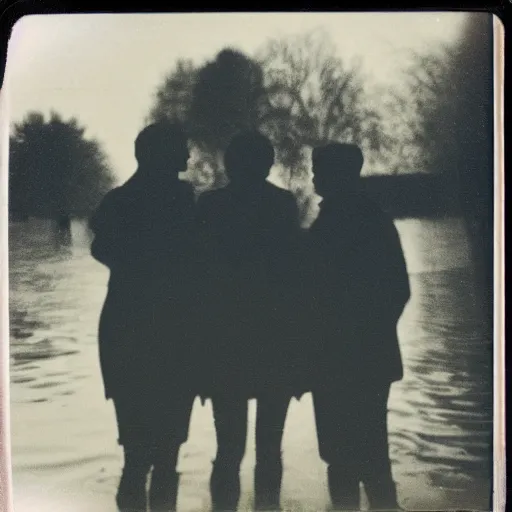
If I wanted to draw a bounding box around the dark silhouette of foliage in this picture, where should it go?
[148,33,381,207]
[148,59,197,125]
[188,48,267,190]
[382,44,457,175]
[9,111,115,220]
[394,13,493,321]
[190,48,266,151]
[389,14,492,181]
[149,50,267,192]
[441,14,493,325]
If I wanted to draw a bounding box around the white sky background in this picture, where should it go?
[5,12,467,182]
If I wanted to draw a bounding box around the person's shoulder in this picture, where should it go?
[361,194,390,220]
[360,196,400,239]
[109,175,144,201]
[177,180,196,201]
[89,185,124,229]
[266,181,292,196]
[94,186,124,211]
[100,175,150,213]
[373,202,395,228]
[265,182,296,204]
[197,187,229,206]
[178,179,194,192]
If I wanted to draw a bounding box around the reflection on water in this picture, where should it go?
[389,269,492,510]
[9,217,492,511]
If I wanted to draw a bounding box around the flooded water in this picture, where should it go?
[8,217,492,512]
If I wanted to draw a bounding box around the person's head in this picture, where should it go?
[134,121,190,177]
[224,130,275,188]
[312,143,364,199]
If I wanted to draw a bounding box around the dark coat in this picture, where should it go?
[89,173,200,401]
[196,181,304,399]
[308,192,410,387]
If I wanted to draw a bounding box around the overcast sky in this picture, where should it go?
[5,12,467,181]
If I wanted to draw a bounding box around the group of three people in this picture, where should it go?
[89,121,410,512]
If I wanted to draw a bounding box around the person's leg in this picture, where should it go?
[360,384,400,511]
[114,398,152,512]
[254,394,290,511]
[148,394,195,512]
[210,394,248,511]
[312,387,361,511]
[148,439,182,512]
[117,446,152,511]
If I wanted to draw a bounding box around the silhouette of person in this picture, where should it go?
[56,211,71,233]
[89,121,198,512]
[196,130,303,511]
[308,143,410,511]
[52,210,72,248]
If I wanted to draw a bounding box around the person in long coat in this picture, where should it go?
[89,121,199,512]
[196,130,305,511]
[308,143,410,511]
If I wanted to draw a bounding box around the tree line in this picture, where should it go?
[9,112,115,221]
[9,15,493,233]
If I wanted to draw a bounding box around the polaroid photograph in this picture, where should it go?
[0,10,504,512]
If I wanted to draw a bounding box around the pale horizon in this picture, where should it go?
[5,12,467,181]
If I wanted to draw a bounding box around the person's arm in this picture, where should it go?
[387,224,411,319]
[89,191,128,268]
[370,219,411,323]
[89,194,115,267]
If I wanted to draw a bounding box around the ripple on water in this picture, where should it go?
[11,376,36,384]
[29,381,63,390]
[11,347,79,364]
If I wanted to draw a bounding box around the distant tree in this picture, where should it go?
[390,14,493,178]
[148,50,266,192]
[396,13,493,322]
[188,48,267,190]
[191,48,266,149]
[9,111,115,220]
[148,32,387,221]
[257,30,385,177]
[255,30,385,222]
[381,43,456,176]
[148,59,197,124]
[407,14,492,204]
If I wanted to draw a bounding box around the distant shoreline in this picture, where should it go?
[361,173,461,219]
[9,173,462,222]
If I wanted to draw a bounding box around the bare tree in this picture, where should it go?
[257,30,384,179]
[382,44,456,175]
[255,30,385,223]
[148,31,387,220]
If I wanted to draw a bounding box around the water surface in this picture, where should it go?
[9,217,492,511]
